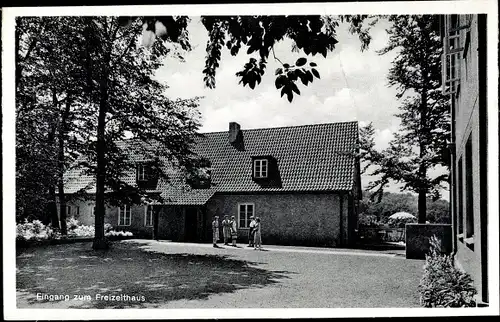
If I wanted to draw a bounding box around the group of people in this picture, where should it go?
[212,215,262,250]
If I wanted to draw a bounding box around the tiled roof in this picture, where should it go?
[63,121,359,205]
[194,121,359,192]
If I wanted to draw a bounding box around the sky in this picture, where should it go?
[154,16,447,198]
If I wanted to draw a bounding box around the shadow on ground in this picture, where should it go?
[16,241,293,309]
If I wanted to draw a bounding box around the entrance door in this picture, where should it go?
[185,208,198,242]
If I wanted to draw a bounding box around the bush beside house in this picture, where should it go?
[418,236,477,307]
[16,218,133,247]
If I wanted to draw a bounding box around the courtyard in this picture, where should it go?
[17,240,424,308]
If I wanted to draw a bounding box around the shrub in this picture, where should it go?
[104,223,113,233]
[16,219,57,242]
[418,235,477,307]
[358,213,381,227]
[67,216,80,230]
[105,230,133,237]
[387,216,417,228]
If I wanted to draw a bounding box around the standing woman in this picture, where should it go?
[230,216,238,247]
[222,215,231,246]
[212,215,220,248]
[253,217,262,250]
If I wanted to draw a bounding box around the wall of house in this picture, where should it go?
[60,198,154,238]
[205,192,349,247]
[451,15,487,303]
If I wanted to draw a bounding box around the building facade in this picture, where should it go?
[61,121,362,247]
[442,14,488,305]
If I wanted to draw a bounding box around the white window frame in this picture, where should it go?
[238,203,255,228]
[144,205,154,227]
[442,15,466,95]
[91,205,96,217]
[118,205,132,226]
[137,163,147,181]
[66,205,72,217]
[253,159,268,178]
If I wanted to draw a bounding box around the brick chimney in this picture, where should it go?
[228,122,241,144]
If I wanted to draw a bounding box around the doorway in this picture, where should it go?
[185,207,198,242]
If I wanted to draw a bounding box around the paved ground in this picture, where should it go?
[17,240,424,308]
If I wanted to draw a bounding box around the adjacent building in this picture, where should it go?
[61,121,362,247]
[441,14,488,305]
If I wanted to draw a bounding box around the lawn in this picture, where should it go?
[16,241,290,309]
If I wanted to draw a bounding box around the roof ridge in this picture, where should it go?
[200,120,358,134]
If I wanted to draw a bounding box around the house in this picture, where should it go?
[441,14,488,305]
[61,121,362,247]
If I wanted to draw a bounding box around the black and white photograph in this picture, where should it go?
[2,1,499,319]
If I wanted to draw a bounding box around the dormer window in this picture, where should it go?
[137,163,149,182]
[253,159,268,178]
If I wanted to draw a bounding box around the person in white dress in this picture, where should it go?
[253,217,262,250]
[230,216,238,247]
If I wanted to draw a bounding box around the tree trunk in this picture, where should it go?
[417,167,428,224]
[46,123,60,229]
[92,47,111,250]
[57,94,72,235]
[417,22,430,224]
[47,186,60,228]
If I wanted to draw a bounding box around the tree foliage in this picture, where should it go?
[16,17,204,247]
[359,191,450,224]
[361,15,450,223]
[120,15,378,102]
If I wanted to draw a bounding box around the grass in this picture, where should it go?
[16,241,291,308]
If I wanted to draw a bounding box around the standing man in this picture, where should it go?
[248,215,256,247]
[222,215,231,246]
[212,215,220,248]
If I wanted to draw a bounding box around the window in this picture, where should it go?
[91,206,96,217]
[145,206,153,227]
[137,163,149,182]
[76,206,80,216]
[253,159,268,178]
[118,205,132,226]
[465,135,474,240]
[458,157,464,236]
[238,203,254,228]
[66,206,72,217]
[442,15,464,95]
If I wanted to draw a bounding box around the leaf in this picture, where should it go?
[291,82,300,95]
[275,75,286,89]
[283,63,290,69]
[311,68,320,79]
[306,70,314,83]
[280,87,286,97]
[309,62,317,67]
[286,87,293,102]
[295,57,307,67]
[275,68,283,75]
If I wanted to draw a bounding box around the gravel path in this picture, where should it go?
[131,240,424,308]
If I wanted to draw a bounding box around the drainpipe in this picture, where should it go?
[339,193,344,247]
[450,97,457,259]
